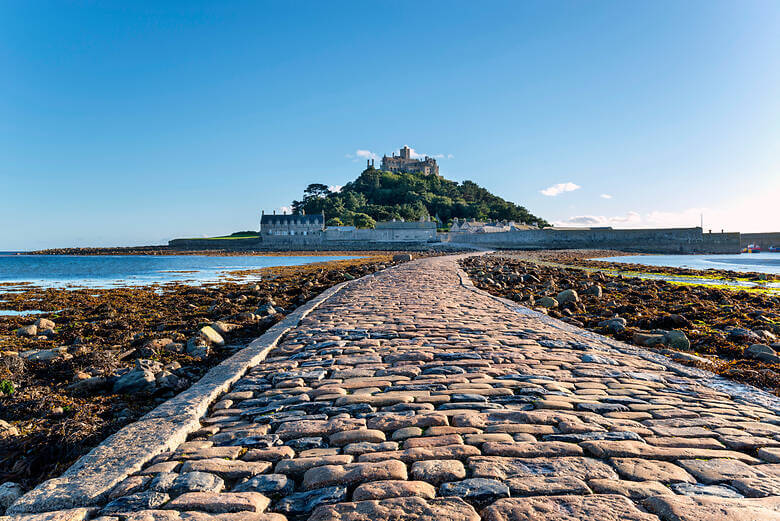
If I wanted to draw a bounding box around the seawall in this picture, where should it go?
[169,227,743,254]
[442,227,741,254]
[741,232,780,249]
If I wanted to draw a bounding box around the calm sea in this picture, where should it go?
[596,252,780,275]
[0,253,360,289]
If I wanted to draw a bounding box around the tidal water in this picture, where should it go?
[0,253,360,289]
[596,252,780,276]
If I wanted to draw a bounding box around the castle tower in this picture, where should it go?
[400,145,412,159]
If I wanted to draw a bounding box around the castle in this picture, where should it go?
[380,145,439,176]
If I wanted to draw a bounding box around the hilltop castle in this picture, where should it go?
[380,145,439,176]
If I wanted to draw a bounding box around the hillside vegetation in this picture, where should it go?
[291,167,548,228]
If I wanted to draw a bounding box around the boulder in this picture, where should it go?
[745,344,776,359]
[537,297,558,309]
[556,289,579,305]
[15,325,37,337]
[0,482,23,514]
[19,347,69,362]
[633,332,666,348]
[34,318,55,330]
[113,368,156,395]
[663,330,690,351]
[598,317,626,333]
[393,254,413,262]
[197,326,224,346]
[583,285,603,298]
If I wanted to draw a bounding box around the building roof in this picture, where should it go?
[261,214,323,225]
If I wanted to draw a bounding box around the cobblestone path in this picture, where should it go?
[9,256,780,521]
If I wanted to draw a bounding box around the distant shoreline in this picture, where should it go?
[20,246,411,257]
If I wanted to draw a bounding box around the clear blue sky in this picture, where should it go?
[3,1,779,250]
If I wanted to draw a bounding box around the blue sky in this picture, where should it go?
[2,1,779,250]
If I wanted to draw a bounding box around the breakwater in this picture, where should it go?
[170,227,745,254]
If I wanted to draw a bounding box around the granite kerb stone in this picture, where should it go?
[7,274,361,515]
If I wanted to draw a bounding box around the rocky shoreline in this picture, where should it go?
[0,254,409,494]
[460,251,780,396]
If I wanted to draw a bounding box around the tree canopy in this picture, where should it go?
[291,167,548,228]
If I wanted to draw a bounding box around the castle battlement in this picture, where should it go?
[380,145,439,176]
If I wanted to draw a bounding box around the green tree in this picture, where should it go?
[352,213,376,229]
[326,217,343,227]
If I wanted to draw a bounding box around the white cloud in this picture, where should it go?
[540,182,581,197]
[600,193,613,199]
[355,149,377,160]
[554,211,641,227]
[277,205,292,215]
[328,185,343,193]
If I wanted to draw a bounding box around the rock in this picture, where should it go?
[598,317,626,333]
[536,297,558,309]
[482,495,658,521]
[468,456,618,481]
[0,482,23,513]
[256,304,277,316]
[584,285,603,297]
[197,326,224,346]
[275,486,348,516]
[556,289,579,305]
[727,327,762,344]
[67,376,110,394]
[112,369,156,395]
[664,330,691,350]
[15,325,37,337]
[186,338,210,359]
[439,478,509,507]
[34,318,55,330]
[393,254,413,262]
[633,332,666,347]
[211,321,237,336]
[746,344,777,359]
[19,347,68,361]
[309,497,480,521]
[0,420,19,436]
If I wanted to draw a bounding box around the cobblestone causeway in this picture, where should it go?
[7,256,780,521]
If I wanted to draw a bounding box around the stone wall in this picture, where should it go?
[741,232,780,249]
[442,227,741,254]
[170,227,743,254]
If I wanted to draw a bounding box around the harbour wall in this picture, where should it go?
[169,227,742,253]
[441,228,741,254]
[740,232,780,249]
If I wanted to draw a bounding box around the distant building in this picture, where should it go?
[381,145,439,176]
[260,211,324,236]
[450,217,537,233]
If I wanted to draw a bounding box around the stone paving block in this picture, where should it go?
[302,460,407,489]
[609,458,695,483]
[677,458,764,484]
[588,479,673,499]
[164,492,269,513]
[308,497,480,521]
[180,460,271,480]
[481,495,659,521]
[644,494,780,521]
[468,456,618,481]
[352,480,436,501]
[411,460,466,485]
[505,476,592,497]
